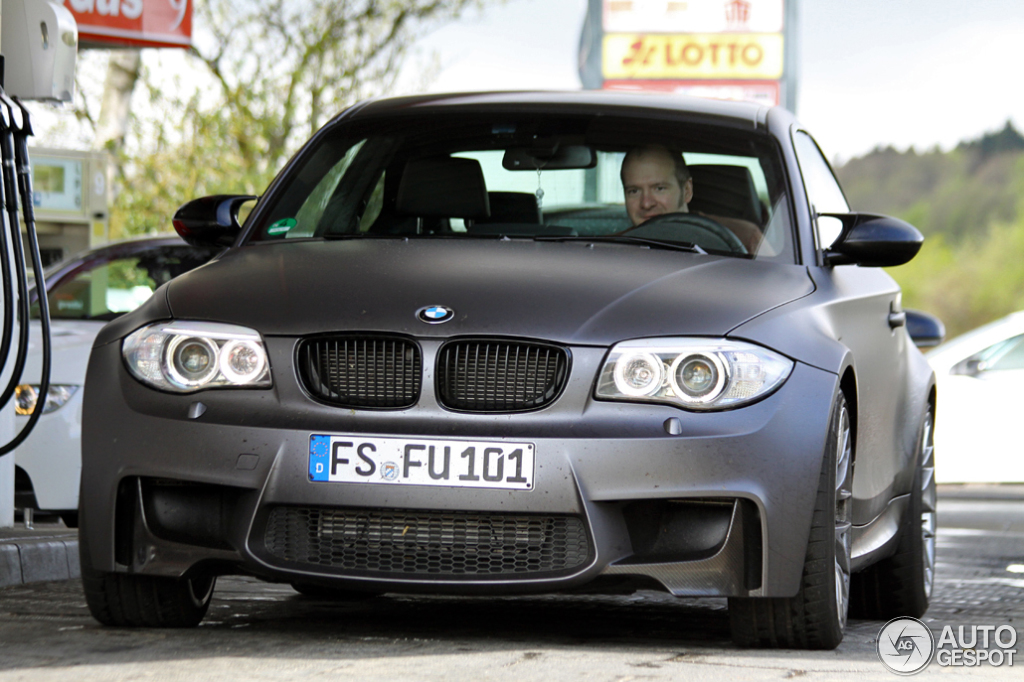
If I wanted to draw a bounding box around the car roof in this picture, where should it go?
[338,90,779,132]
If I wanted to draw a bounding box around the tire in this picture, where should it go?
[729,393,853,649]
[79,526,215,628]
[850,406,936,619]
[290,581,379,601]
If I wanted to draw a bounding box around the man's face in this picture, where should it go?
[621,150,693,226]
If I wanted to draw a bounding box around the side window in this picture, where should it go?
[46,257,156,320]
[357,171,386,232]
[957,334,1024,374]
[39,247,215,322]
[291,139,368,238]
[793,131,849,248]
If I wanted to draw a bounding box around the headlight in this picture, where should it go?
[596,338,793,410]
[123,321,272,393]
[14,384,79,415]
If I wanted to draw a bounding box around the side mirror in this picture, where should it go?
[905,309,945,349]
[173,195,257,247]
[821,213,924,267]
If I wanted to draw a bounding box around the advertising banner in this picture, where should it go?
[603,0,784,34]
[64,0,192,48]
[602,33,783,80]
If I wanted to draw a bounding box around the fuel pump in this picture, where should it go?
[0,0,77,527]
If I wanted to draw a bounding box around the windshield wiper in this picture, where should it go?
[534,235,707,254]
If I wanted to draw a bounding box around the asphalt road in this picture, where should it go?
[0,489,1021,681]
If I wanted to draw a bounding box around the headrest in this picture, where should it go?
[687,164,764,226]
[396,156,490,219]
[475,191,541,224]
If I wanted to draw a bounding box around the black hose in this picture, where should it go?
[0,93,32,414]
[0,93,52,455]
[0,104,14,394]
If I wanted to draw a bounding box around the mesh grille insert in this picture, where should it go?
[298,335,421,409]
[262,507,591,579]
[437,339,569,412]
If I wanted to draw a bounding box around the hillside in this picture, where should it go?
[834,122,1024,338]
[835,122,1024,241]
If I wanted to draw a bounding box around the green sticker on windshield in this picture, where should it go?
[267,218,297,235]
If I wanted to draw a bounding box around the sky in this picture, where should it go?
[393,0,1024,162]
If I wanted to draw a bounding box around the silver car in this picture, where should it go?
[78,92,938,649]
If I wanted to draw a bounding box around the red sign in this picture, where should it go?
[64,0,192,48]
[603,79,780,106]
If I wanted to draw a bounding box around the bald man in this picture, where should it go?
[620,146,762,252]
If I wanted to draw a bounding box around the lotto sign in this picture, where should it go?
[602,33,783,80]
[64,0,192,48]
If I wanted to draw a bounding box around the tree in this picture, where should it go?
[105,0,483,236]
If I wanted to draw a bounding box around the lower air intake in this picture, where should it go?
[261,506,592,580]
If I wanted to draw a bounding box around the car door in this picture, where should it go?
[793,130,912,525]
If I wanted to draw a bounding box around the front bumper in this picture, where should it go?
[81,338,839,598]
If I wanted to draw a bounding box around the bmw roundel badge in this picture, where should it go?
[417,305,455,324]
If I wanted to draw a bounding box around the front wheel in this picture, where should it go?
[79,529,215,628]
[729,393,852,649]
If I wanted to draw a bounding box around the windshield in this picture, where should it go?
[250,113,795,261]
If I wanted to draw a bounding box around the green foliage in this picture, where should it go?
[110,0,482,238]
[835,121,1024,338]
[837,140,1024,242]
[107,258,155,290]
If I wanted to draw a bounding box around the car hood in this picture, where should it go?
[165,239,814,345]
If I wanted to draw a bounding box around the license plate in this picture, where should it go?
[308,434,535,490]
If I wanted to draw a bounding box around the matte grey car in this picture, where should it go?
[78,92,938,649]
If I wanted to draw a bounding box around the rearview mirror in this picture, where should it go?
[822,213,924,267]
[173,195,257,247]
[503,143,597,170]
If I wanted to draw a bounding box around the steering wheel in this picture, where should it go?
[621,212,747,254]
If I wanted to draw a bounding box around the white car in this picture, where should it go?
[15,237,219,525]
[926,311,1024,483]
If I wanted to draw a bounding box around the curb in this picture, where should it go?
[0,531,80,588]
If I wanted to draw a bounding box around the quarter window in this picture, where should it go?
[793,131,849,248]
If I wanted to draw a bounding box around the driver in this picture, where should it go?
[620,146,762,252]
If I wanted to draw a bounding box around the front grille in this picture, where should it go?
[261,506,591,579]
[436,339,569,412]
[298,335,421,409]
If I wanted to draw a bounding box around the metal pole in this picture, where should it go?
[783,0,800,114]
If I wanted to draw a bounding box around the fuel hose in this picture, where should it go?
[0,91,52,455]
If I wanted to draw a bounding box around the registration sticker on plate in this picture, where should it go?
[308,435,535,490]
